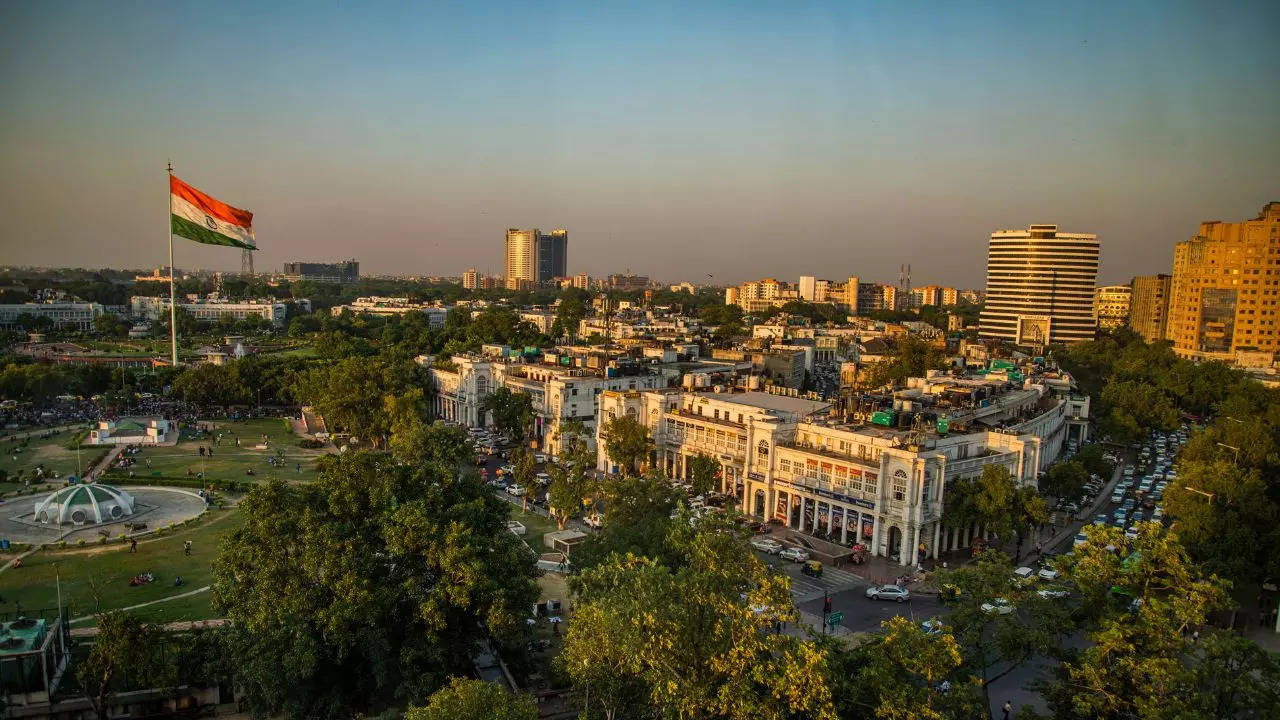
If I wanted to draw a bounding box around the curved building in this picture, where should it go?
[32,484,135,525]
[978,224,1099,345]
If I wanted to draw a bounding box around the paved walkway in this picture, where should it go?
[70,615,227,637]
[69,585,212,625]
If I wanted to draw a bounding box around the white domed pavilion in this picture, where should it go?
[32,484,136,526]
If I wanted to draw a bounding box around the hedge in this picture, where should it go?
[102,473,256,492]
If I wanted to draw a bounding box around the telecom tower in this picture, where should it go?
[241,249,254,276]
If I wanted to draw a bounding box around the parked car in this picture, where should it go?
[1038,567,1059,581]
[750,537,784,554]
[534,454,548,464]
[921,618,944,636]
[1037,586,1069,600]
[506,483,526,496]
[1093,514,1108,526]
[865,584,911,603]
[779,547,810,562]
[1013,566,1037,584]
[1073,533,1088,547]
[981,598,1015,615]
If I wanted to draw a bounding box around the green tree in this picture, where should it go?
[172,363,250,406]
[78,612,174,720]
[547,421,599,529]
[480,387,534,441]
[686,452,721,497]
[561,515,837,720]
[511,448,537,512]
[1181,632,1280,719]
[552,287,589,340]
[831,616,986,720]
[1162,460,1280,592]
[863,336,949,389]
[94,313,129,338]
[935,551,1073,712]
[1071,444,1115,481]
[213,452,539,718]
[406,677,539,720]
[601,414,649,475]
[1042,461,1088,501]
[1037,522,1231,720]
[572,471,683,572]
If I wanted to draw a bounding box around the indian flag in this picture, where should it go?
[170,175,256,250]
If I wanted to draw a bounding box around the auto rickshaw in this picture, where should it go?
[801,560,823,578]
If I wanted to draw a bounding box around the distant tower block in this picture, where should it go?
[241,249,254,276]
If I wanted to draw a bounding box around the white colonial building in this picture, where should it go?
[596,369,1085,567]
[421,353,668,453]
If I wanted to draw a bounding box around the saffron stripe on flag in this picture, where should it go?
[169,174,254,228]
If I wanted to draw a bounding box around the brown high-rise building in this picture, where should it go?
[1167,202,1280,361]
[1129,274,1171,343]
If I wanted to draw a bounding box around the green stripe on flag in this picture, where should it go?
[171,214,256,250]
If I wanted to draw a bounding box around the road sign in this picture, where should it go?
[826,611,844,626]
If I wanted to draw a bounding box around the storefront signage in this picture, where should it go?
[773,479,875,510]
[747,471,765,481]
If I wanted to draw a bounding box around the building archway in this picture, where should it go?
[887,525,903,562]
[753,489,766,517]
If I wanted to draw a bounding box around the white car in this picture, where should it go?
[750,537,783,554]
[921,618,944,636]
[779,547,809,562]
[506,483,526,496]
[1073,533,1088,547]
[534,454,548,464]
[981,598,1015,615]
[1037,586,1069,600]
[865,584,911,603]
[535,472,551,486]
[1038,568,1059,581]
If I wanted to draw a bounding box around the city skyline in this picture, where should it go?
[2,1,1278,286]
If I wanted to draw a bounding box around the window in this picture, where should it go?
[864,473,878,494]
[757,440,770,458]
[892,469,908,501]
[780,458,792,474]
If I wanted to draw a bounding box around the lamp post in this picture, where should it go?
[1183,486,1215,503]
[1216,443,1240,465]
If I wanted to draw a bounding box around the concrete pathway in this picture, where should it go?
[68,585,211,625]
[70,615,227,637]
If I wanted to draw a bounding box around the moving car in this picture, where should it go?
[921,618,944,636]
[779,547,810,562]
[750,537,784,554]
[1073,533,1088,547]
[865,584,911,603]
[981,598,1015,615]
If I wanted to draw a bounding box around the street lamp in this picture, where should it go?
[1216,443,1240,465]
[1183,486,1215,503]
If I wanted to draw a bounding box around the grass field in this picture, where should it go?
[0,507,242,624]
[508,506,559,556]
[101,417,330,485]
[0,427,93,489]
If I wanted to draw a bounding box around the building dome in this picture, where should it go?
[32,484,135,526]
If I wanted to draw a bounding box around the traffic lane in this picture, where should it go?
[798,586,945,635]
[758,553,852,587]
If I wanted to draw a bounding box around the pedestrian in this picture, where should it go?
[184,540,192,556]
[1002,700,1013,720]
[130,538,137,553]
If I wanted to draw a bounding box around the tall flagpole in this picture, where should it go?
[167,161,178,367]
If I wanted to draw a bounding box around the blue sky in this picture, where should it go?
[1,0,1277,286]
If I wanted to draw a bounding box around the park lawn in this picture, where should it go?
[0,427,93,483]
[0,507,242,622]
[115,417,329,484]
[509,507,558,554]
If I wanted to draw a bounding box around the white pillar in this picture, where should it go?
[798,497,806,532]
[871,515,882,557]
[910,523,922,567]
[932,523,941,559]
[840,508,849,544]
[785,494,794,527]
[827,503,835,535]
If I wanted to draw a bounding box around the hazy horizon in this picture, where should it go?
[2,1,1278,288]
